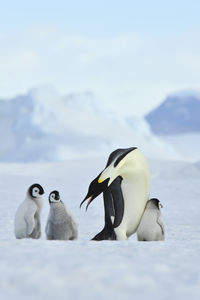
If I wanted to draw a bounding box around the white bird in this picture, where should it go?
[14,183,44,239]
[45,191,78,240]
[137,198,165,241]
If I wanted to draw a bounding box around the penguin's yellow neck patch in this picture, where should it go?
[98,178,104,183]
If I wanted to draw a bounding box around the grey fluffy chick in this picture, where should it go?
[15,183,44,239]
[45,191,78,240]
[137,198,165,241]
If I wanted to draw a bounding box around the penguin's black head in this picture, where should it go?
[80,147,137,211]
[80,173,109,210]
[49,190,60,203]
[149,198,163,209]
[29,183,44,198]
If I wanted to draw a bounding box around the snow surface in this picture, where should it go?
[0,156,200,300]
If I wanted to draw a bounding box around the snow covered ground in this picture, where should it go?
[0,155,200,300]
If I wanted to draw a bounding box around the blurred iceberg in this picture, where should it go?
[0,85,181,162]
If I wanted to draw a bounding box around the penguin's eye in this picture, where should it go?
[34,189,38,193]
[51,194,55,198]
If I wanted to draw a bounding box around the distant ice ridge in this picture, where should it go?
[0,85,182,162]
[146,90,200,134]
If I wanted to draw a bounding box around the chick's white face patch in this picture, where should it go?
[50,193,60,203]
[32,187,40,198]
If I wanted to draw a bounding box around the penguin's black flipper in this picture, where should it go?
[91,186,116,240]
[110,176,124,228]
[91,177,123,241]
[103,185,115,218]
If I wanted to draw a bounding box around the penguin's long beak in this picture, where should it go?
[80,177,110,210]
[80,195,94,211]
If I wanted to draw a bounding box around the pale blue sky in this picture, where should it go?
[1,0,200,35]
[0,0,200,115]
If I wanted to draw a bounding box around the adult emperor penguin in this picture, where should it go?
[14,183,44,239]
[45,191,78,240]
[137,198,165,241]
[80,147,151,240]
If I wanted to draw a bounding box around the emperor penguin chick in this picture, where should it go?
[14,183,44,239]
[45,191,78,240]
[137,198,165,241]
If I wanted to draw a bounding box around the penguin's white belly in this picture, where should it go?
[15,216,27,238]
[14,199,41,239]
[14,203,28,238]
[114,172,150,240]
